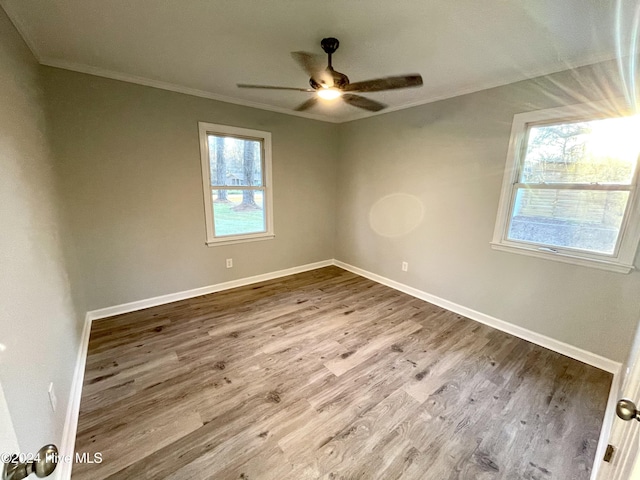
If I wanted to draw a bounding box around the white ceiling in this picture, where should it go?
[1,0,632,122]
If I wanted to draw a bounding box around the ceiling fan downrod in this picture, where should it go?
[321,37,340,68]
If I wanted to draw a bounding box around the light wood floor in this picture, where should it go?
[73,266,611,480]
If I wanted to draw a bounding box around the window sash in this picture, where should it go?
[208,135,266,188]
[504,184,633,258]
[211,188,268,237]
[516,117,639,186]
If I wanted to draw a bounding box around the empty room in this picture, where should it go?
[2,1,640,479]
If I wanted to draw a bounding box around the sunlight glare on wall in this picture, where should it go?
[369,193,424,238]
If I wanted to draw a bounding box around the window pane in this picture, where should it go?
[521,116,640,184]
[208,135,263,187]
[212,190,265,237]
[507,188,629,254]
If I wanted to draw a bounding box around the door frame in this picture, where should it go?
[0,381,20,464]
[592,371,623,479]
[594,314,640,479]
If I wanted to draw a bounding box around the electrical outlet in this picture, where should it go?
[401,261,408,272]
[48,383,57,412]
[226,258,233,268]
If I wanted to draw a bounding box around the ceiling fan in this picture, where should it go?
[238,37,423,112]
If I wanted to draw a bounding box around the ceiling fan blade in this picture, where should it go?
[237,83,315,92]
[342,94,386,112]
[343,74,423,93]
[291,51,333,87]
[294,97,319,111]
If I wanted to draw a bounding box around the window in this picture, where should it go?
[198,122,274,245]
[492,102,640,273]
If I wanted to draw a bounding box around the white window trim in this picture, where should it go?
[198,122,274,246]
[491,100,640,274]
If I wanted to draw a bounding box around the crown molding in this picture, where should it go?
[41,51,618,125]
[40,58,342,123]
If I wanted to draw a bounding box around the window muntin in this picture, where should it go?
[492,103,640,273]
[199,123,273,245]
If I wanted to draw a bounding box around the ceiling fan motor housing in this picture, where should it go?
[309,37,350,90]
[309,69,350,90]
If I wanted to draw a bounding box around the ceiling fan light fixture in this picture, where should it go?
[317,87,342,100]
[238,37,423,113]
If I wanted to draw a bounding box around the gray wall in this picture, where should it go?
[31,48,640,375]
[0,9,82,452]
[335,62,640,362]
[44,67,338,312]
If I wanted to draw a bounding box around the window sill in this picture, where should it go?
[490,242,635,274]
[206,234,275,247]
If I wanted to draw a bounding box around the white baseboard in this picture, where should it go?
[59,257,619,480]
[86,259,333,321]
[85,258,620,374]
[56,314,92,480]
[333,260,621,374]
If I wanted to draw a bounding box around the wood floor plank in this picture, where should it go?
[72,266,611,480]
[73,410,203,479]
[323,319,423,376]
